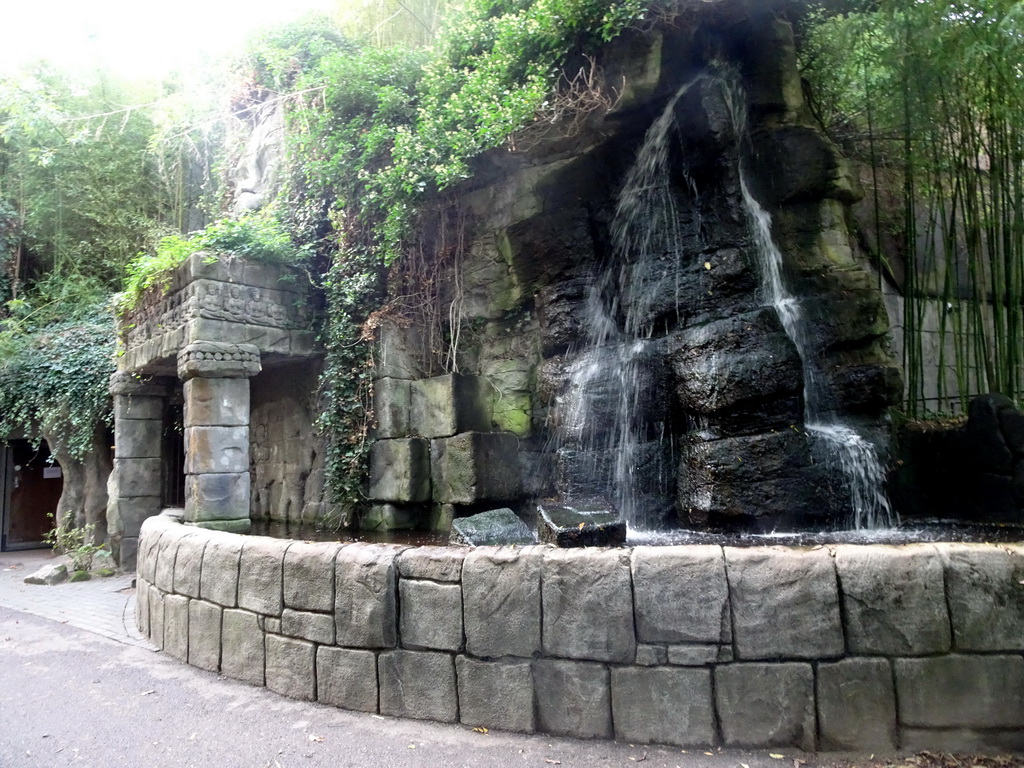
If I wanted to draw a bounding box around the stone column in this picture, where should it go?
[109,372,170,570]
[177,341,261,532]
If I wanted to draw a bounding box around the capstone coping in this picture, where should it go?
[199,532,242,607]
[462,545,542,658]
[631,545,729,644]
[172,533,207,599]
[542,548,635,663]
[715,662,816,751]
[835,544,950,656]
[399,579,463,652]
[456,656,535,734]
[177,341,261,380]
[265,635,316,702]
[283,541,341,613]
[317,647,378,713]
[238,537,289,616]
[533,659,612,739]
[221,608,265,686]
[378,649,458,723]
[397,545,467,582]
[724,546,843,660]
[335,543,406,649]
[817,657,897,752]
[188,599,222,673]
[937,542,1024,652]
[610,666,716,747]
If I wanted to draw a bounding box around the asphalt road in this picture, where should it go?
[0,604,880,768]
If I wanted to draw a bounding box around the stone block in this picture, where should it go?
[463,546,542,658]
[137,526,163,584]
[399,579,463,651]
[114,394,165,422]
[431,433,521,504]
[200,534,242,607]
[282,609,335,645]
[112,495,163,537]
[817,658,897,751]
[373,320,427,380]
[724,547,843,660]
[264,617,281,634]
[115,458,163,498]
[266,635,316,701]
[367,438,431,503]
[238,537,288,616]
[894,655,1024,729]
[114,418,163,459]
[449,508,534,546]
[533,659,612,739]
[221,608,265,686]
[611,667,715,746]
[836,544,950,655]
[938,543,1024,651]
[116,535,140,572]
[188,600,222,673]
[715,663,816,750]
[635,644,668,666]
[397,546,466,582]
[456,657,535,733]
[667,645,719,666]
[135,577,150,636]
[177,341,261,380]
[154,529,181,592]
[378,650,458,723]
[900,728,1024,753]
[184,377,250,428]
[374,378,411,438]
[185,472,251,523]
[360,504,419,531]
[632,545,729,645]
[536,502,626,547]
[185,426,250,475]
[172,533,206,598]
[164,594,190,662]
[542,548,635,663]
[283,541,340,613]
[410,373,491,438]
[148,585,165,650]
[335,544,403,648]
[317,647,378,713]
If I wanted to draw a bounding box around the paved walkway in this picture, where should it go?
[0,547,153,649]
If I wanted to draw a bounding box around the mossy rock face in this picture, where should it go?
[68,570,92,583]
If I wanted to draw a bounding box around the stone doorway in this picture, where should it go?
[0,439,62,551]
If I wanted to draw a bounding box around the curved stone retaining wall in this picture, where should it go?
[136,515,1024,753]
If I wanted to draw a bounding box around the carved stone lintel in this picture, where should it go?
[177,341,261,381]
[109,372,171,398]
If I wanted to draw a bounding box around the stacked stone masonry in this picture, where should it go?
[137,515,1024,753]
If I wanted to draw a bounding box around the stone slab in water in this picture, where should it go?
[448,508,534,546]
[536,499,626,547]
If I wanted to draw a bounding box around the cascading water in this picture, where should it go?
[722,79,897,530]
[556,77,707,531]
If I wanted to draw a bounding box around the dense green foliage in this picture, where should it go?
[0,308,115,459]
[801,0,1024,415]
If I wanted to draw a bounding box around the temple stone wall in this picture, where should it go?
[138,514,1024,753]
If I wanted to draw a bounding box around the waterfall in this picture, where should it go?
[556,77,706,530]
[723,79,897,530]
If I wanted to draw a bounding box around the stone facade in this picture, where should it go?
[138,514,1024,752]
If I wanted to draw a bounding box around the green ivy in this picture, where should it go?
[0,308,115,459]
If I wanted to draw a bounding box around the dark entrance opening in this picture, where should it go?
[1,440,62,551]
[162,397,186,508]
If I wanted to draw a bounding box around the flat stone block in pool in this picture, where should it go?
[449,508,533,546]
[536,500,626,547]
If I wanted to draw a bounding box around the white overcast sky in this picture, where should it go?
[1,0,337,79]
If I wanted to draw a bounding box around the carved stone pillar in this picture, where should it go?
[177,341,261,532]
[109,372,170,569]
